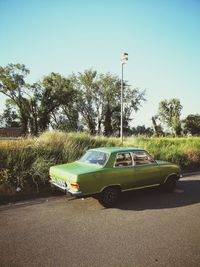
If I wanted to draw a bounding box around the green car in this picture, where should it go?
[49,147,181,207]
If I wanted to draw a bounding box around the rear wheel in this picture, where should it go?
[98,187,120,208]
[163,176,177,192]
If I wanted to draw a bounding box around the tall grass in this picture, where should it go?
[124,136,200,169]
[0,131,200,196]
[0,131,118,196]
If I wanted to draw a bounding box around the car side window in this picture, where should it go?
[114,153,133,167]
[132,151,155,165]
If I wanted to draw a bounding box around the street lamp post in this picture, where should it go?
[120,52,128,145]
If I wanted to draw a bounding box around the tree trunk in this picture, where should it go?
[104,106,112,136]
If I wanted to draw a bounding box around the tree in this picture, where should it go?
[0,101,20,128]
[0,63,30,134]
[182,114,200,136]
[131,125,154,136]
[151,116,164,136]
[158,98,182,136]
[37,72,76,132]
[98,74,146,136]
[0,66,76,135]
[25,83,42,135]
[71,70,146,136]
[70,70,98,135]
[0,65,146,136]
[97,73,121,136]
[21,74,76,135]
[50,106,79,132]
[121,86,146,136]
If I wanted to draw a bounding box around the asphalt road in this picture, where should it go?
[1,175,200,267]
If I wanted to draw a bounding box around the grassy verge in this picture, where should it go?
[0,131,200,200]
[0,131,118,199]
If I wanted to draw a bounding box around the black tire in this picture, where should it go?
[98,187,120,208]
[163,177,177,192]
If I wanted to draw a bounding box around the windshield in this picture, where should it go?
[78,151,109,166]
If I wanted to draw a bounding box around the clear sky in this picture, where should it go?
[0,0,200,127]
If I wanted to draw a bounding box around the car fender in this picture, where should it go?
[163,173,179,184]
[100,184,122,193]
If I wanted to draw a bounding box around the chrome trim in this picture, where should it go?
[67,189,82,196]
[51,181,67,191]
[131,152,136,166]
[100,184,121,192]
[113,165,134,169]
[50,181,82,196]
[122,183,160,192]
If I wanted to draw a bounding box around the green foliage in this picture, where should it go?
[70,69,98,134]
[131,125,154,136]
[151,116,164,136]
[182,114,200,136]
[0,64,146,136]
[0,101,20,127]
[30,157,54,192]
[0,169,15,195]
[158,98,182,136]
[38,72,75,132]
[0,63,30,134]
[71,70,146,136]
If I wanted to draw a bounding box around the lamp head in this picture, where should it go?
[121,52,128,64]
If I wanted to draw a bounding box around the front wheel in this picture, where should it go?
[163,177,177,192]
[98,187,120,208]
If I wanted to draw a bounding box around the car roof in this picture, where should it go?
[89,147,144,154]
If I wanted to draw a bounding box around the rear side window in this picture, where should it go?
[114,153,132,167]
[132,151,154,165]
[78,151,108,165]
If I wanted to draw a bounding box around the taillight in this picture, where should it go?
[70,183,79,191]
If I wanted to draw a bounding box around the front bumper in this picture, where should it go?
[50,180,82,196]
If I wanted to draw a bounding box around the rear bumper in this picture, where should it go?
[50,180,82,196]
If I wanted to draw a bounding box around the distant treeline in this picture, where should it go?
[0,63,200,137]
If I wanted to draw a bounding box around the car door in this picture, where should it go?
[131,150,161,188]
[111,152,136,190]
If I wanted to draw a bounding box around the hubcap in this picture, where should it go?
[105,190,117,203]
